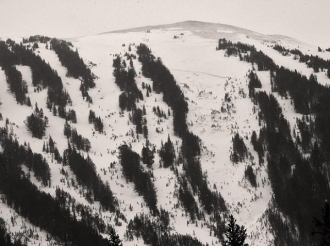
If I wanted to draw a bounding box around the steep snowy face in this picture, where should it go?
[0,22,329,246]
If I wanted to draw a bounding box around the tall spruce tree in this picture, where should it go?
[223,215,248,246]
[108,227,122,246]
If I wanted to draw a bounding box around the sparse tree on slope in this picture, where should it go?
[223,215,248,246]
[108,227,122,246]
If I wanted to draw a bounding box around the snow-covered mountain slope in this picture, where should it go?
[0,21,330,246]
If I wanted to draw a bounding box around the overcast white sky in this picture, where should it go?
[0,0,329,47]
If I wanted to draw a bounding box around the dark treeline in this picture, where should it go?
[55,188,123,237]
[269,69,330,158]
[177,178,200,221]
[251,130,264,164]
[267,207,298,246]
[46,101,77,123]
[88,110,104,133]
[64,121,91,152]
[50,39,95,90]
[11,39,71,107]
[244,165,257,187]
[125,213,204,246]
[118,92,138,112]
[113,55,143,111]
[0,39,71,109]
[219,38,330,159]
[0,127,112,246]
[253,93,295,160]
[22,35,51,44]
[296,116,313,152]
[271,67,330,162]
[25,104,48,139]
[217,38,276,71]
[113,56,142,100]
[136,44,227,237]
[0,128,51,187]
[4,66,29,105]
[142,81,152,97]
[250,70,328,245]
[50,39,94,103]
[271,69,317,113]
[254,90,328,245]
[0,40,17,68]
[219,38,330,244]
[0,218,26,246]
[152,105,168,119]
[0,41,30,105]
[63,145,117,211]
[248,71,262,97]
[119,145,158,213]
[65,108,77,123]
[136,44,188,136]
[112,55,146,137]
[273,44,330,76]
[43,135,62,163]
[230,133,248,163]
[141,143,155,168]
[159,136,176,168]
[270,69,330,159]
[27,152,51,187]
[130,108,143,134]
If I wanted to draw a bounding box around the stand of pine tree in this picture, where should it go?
[219,39,330,245]
[0,127,117,246]
[137,44,227,242]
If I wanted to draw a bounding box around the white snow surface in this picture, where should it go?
[0,24,326,245]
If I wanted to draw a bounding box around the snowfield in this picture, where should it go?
[0,22,329,245]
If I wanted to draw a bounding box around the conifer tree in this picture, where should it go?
[223,215,248,246]
[142,144,154,167]
[160,135,175,168]
[25,107,48,139]
[108,227,122,246]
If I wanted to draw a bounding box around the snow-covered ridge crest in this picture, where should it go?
[98,20,310,47]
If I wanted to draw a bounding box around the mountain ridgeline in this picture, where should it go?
[0,27,329,246]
